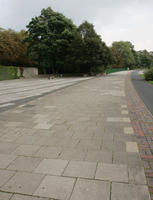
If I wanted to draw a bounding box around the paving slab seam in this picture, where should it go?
[125,72,153,199]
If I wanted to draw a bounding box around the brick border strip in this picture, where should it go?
[125,72,153,199]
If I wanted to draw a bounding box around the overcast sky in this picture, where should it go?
[0,0,152,51]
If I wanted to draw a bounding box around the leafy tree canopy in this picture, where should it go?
[25,7,76,74]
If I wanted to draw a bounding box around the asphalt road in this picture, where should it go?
[131,70,153,115]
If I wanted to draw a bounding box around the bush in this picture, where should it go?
[144,68,153,81]
[0,66,18,81]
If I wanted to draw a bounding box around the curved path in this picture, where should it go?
[131,70,153,115]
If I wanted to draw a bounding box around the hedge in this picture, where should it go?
[0,66,18,81]
[144,68,153,81]
[106,68,127,74]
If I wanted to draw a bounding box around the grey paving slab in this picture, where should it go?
[63,161,97,178]
[85,150,112,163]
[57,138,79,148]
[77,139,102,150]
[12,145,40,156]
[0,169,15,187]
[35,159,68,175]
[0,142,19,154]
[58,148,87,161]
[35,146,62,158]
[124,127,134,134]
[128,166,147,184]
[113,152,142,166]
[70,178,110,200]
[15,135,41,145]
[2,172,44,195]
[11,194,50,200]
[111,182,150,200]
[34,175,75,200]
[95,163,128,182]
[126,142,139,153]
[0,154,17,168]
[0,192,13,200]
[7,156,42,172]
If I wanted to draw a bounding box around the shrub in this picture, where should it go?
[144,68,153,81]
[0,66,18,81]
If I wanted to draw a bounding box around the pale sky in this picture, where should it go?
[0,0,152,51]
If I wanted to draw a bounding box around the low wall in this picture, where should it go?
[18,67,38,78]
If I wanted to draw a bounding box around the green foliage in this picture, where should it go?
[144,68,153,81]
[67,21,111,74]
[137,50,153,68]
[0,29,36,67]
[25,7,76,74]
[111,41,135,69]
[106,67,127,74]
[0,66,18,81]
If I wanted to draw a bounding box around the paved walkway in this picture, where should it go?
[0,77,90,111]
[0,72,151,200]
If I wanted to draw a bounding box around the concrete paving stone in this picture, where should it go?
[0,154,17,168]
[58,148,86,161]
[121,110,129,115]
[36,137,59,146]
[70,178,110,200]
[11,194,50,200]
[34,175,75,200]
[0,192,13,200]
[34,123,53,130]
[102,140,126,152]
[6,122,22,127]
[124,127,134,134]
[53,130,74,138]
[15,135,41,145]
[85,150,112,163]
[7,156,42,172]
[128,166,147,184]
[111,182,150,200]
[113,152,142,166]
[126,142,139,153]
[35,146,62,158]
[123,118,131,123]
[63,161,97,178]
[2,172,45,195]
[121,105,127,108]
[104,126,123,134]
[12,145,40,156]
[107,117,131,123]
[34,130,55,137]
[0,142,19,154]
[95,163,128,182]
[35,159,68,175]
[77,139,102,150]
[0,169,15,187]
[57,138,79,148]
[72,131,94,139]
[0,132,22,142]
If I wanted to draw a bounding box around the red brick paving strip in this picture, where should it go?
[125,72,153,199]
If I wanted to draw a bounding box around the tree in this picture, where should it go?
[68,21,111,74]
[137,50,153,68]
[25,7,76,74]
[0,28,36,66]
[111,41,136,69]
